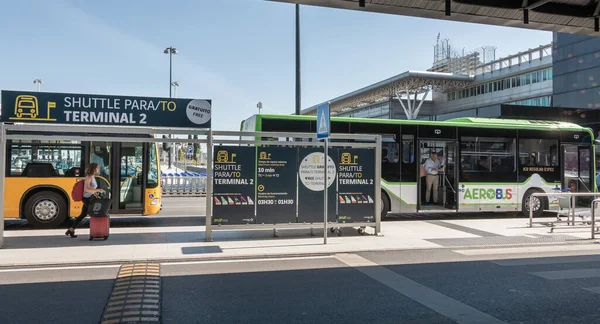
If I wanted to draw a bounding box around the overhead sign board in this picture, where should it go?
[0,90,211,128]
[316,103,330,139]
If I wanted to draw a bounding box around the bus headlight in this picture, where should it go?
[150,198,160,205]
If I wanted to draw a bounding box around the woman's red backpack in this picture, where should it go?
[71,179,84,202]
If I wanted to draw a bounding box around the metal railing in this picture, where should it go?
[591,199,600,239]
[529,192,600,239]
[161,172,206,196]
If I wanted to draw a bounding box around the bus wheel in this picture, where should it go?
[381,192,390,220]
[24,191,67,228]
[522,189,546,218]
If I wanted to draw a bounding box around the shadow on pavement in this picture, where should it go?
[4,216,206,231]
[161,254,600,324]
[3,226,369,250]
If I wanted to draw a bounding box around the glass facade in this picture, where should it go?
[336,102,390,118]
[506,96,552,107]
[552,32,600,109]
[447,68,553,101]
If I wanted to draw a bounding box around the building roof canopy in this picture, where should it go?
[272,0,600,36]
[302,70,474,115]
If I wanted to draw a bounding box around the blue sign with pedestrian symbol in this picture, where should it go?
[316,103,330,139]
[187,145,193,154]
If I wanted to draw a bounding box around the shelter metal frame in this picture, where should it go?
[0,124,382,246]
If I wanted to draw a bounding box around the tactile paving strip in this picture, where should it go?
[100,263,161,324]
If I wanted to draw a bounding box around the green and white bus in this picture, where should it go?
[241,114,596,218]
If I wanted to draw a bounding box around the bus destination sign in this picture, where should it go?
[0,90,211,128]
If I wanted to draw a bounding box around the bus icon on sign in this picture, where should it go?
[434,129,441,135]
[15,95,38,119]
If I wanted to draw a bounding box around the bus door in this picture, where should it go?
[562,144,593,206]
[418,140,458,212]
[417,125,458,212]
[115,142,146,213]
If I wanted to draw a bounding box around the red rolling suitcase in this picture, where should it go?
[88,197,112,241]
[89,216,110,240]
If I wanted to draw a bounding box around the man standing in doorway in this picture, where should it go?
[424,151,442,205]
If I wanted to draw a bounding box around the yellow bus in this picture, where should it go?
[5,133,162,227]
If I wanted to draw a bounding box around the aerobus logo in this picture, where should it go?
[462,186,513,200]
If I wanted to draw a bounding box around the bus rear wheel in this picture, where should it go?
[24,191,67,228]
[522,189,547,218]
[381,192,390,220]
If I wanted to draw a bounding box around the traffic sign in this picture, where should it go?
[316,103,330,139]
[187,145,193,154]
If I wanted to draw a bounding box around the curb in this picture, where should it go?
[0,239,598,270]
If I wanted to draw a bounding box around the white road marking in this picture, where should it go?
[0,264,121,273]
[492,254,600,266]
[335,253,507,324]
[161,255,333,266]
[531,268,600,280]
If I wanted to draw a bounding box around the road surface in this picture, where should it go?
[4,248,600,323]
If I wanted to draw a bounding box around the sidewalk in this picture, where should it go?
[1,217,598,267]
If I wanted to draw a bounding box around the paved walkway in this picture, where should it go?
[1,217,598,267]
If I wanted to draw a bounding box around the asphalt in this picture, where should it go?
[4,249,600,323]
[0,266,118,324]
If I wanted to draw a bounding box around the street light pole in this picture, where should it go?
[33,78,43,92]
[172,81,180,98]
[164,47,179,168]
[295,4,301,115]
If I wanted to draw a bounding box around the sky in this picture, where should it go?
[0,0,552,131]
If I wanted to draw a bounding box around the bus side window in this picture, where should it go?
[381,140,400,182]
[9,143,83,177]
[401,135,416,182]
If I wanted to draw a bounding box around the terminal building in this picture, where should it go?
[301,32,600,133]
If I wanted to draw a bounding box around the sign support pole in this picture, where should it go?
[204,130,214,242]
[323,137,328,245]
[0,123,5,248]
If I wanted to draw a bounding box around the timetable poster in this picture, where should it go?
[337,149,376,223]
[212,146,256,225]
[256,147,298,224]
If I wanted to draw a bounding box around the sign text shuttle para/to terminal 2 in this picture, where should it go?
[0,90,211,128]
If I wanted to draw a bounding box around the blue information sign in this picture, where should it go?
[1,90,211,128]
[316,103,330,139]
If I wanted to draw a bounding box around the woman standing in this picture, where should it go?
[65,163,105,238]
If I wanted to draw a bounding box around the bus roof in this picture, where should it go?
[247,114,589,132]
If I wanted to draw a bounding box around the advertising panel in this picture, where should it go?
[256,147,298,224]
[297,148,337,223]
[212,146,255,224]
[337,149,376,223]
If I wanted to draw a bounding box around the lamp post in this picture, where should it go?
[171,81,180,98]
[164,46,178,168]
[33,78,43,91]
[257,102,263,114]
[295,4,301,115]
[163,47,179,98]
